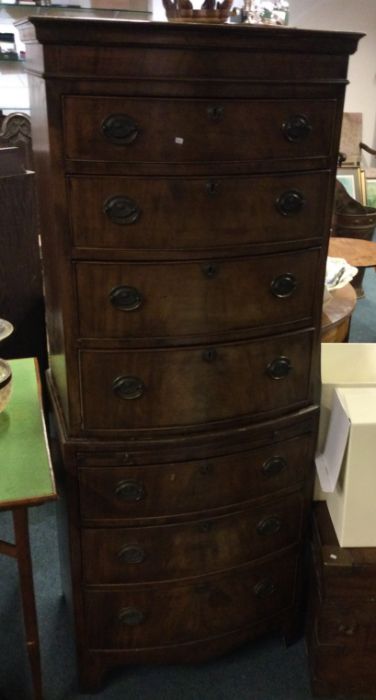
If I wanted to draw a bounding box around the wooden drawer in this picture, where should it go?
[79,329,314,431]
[63,96,336,163]
[81,492,303,584]
[308,640,376,697]
[84,548,298,649]
[78,432,315,523]
[68,171,331,250]
[75,249,320,341]
[315,605,376,649]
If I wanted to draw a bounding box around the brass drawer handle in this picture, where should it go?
[118,607,144,626]
[253,579,276,598]
[271,274,297,299]
[275,190,305,216]
[113,376,145,400]
[118,543,145,564]
[282,114,312,143]
[101,113,139,145]
[266,356,292,380]
[109,286,143,311]
[103,196,141,225]
[261,456,287,478]
[207,105,224,122]
[256,515,282,536]
[115,479,145,502]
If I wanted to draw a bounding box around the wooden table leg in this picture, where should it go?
[12,507,43,700]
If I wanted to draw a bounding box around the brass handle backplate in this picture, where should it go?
[282,114,312,143]
[261,456,287,478]
[271,274,297,298]
[113,375,145,400]
[101,113,139,144]
[266,356,292,380]
[118,607,144,626]
[109,286,143,311]
[115,479,145,502]
[118,543,146,564]
[253,579,276,598]
[276,190,305,216]
[103,196,141,225]
[256,515,282,536]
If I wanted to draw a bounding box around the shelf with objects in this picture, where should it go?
[0,0,152,113]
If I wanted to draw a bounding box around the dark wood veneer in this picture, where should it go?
[17,14,362,691]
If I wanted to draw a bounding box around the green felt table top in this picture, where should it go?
[0,358,56,509]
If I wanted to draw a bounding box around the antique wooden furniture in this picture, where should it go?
[17,16,361,691]
[0,146,47,376]
[321,283,357,343]
[0,358,56,700]
[332,180,376,296]
[0,113,34,170]
[329,236,376,270]
[306,501,376,696]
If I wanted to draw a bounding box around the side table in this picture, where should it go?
[0,358,56,700]
[329,236,376,297]
[321,283,357,342]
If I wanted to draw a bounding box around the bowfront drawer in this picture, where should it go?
[63,96,336,163]
[75,249,320,340]
[82,492,303,584]
[68,171,331,250]
[84,548,298,649]
[78,432,315,522]
[79,329,314,431]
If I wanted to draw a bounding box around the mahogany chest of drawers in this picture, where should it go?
[306,502,376,697]
[18,15,361,691]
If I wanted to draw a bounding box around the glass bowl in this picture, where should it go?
[0,319,14,413]
[0,358,12,413]
[0,319,14,342]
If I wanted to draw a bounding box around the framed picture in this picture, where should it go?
[336,167,364,203]
[366,178,376,209]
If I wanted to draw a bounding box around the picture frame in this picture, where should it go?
[336,166,364,203]
[366,178,376,209]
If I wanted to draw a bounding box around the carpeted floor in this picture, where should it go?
[1,269,375,700]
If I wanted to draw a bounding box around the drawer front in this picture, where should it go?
[75,250,320,340]
[78,433,315,522]
[84,549,298,648]
[81,492,303,583]
[63,96,336,163]
[79,329,314,430]
[68,172,331,250]
[316,605,376,649]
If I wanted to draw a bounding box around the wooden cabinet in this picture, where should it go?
[18,15,361,691]
[306,502,376,696]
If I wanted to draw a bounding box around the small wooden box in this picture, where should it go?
[306,502,376,697]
